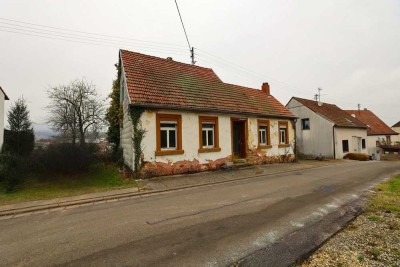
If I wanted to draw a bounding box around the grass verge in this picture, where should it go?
[0,163,137,206]
[300,175,400,267]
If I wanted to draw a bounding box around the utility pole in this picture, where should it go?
[190,47,196,65]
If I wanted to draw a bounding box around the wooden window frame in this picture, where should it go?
[257,119,272,149]
[278,121,290,147]
[198,116,221,153]
[156,114,184,156]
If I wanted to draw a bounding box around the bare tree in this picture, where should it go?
[47,79,105,146]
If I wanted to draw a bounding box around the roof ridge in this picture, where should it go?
[120,49,214,72]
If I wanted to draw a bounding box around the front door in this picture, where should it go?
[352,136,361,153]
[232,120,247,158]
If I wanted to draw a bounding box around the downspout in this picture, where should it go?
[291,119,297,162]
[332,126,336,159]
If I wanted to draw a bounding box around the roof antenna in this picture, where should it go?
[174,0,196,65]
[318,87,323,102]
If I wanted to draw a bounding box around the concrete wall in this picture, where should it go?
[286,98,335,158]
[334,127,368,158]
[0,92,4,151]
[120,71,134,169]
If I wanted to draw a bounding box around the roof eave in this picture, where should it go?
[129,103,297,120]
[0,87,9,100]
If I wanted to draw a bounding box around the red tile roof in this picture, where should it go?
[120,50,294,118]
[291,97,367,128]
[345,109,398,136]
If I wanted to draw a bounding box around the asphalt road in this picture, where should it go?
[1,161,399,267]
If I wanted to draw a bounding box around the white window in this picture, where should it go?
[259,126,268,145]
[202,123,215,148]
[160,121,177,150]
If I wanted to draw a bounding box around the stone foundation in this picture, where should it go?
[247,148,295,165]
[140,156,231,179]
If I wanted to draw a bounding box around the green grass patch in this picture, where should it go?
[368,175,400,212]
[0,163,137,206]
[367,215,380,222]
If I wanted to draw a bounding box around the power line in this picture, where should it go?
[174,0,195,65]
[0,17,186,48]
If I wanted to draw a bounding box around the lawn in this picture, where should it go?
[0,163,137,206]
[301,175,400,266]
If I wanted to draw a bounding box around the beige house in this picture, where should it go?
[392,121,400,144]
[119,50,296,178]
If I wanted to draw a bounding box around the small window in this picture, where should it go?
[160,122,177,150]
[279,121,288,145]
[302,118,310,130]
[156,114,183,156]
[258,120,270,147]
[342,140,349,153]
[362,139,366,149]
[198,116,220,153]
[202,123,215,148]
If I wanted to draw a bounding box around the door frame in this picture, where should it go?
[230,117,248,159]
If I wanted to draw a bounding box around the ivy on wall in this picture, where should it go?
[129,106,146,178]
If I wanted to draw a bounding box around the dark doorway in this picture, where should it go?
[232,119,247,158]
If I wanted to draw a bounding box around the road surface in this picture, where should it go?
[1,161,399,266]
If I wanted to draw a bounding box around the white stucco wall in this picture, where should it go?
[0,92,5,151]
[119,71,134,169]
[286,98,335,158]
[247,117,294,156]
[140,110,294,165]
[334,127,368,159]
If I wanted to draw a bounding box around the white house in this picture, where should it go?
[345,109,398,150]
[392,121,400,144]
[119,50,297,178]
[286,97,368,159]
[0,87,9,151]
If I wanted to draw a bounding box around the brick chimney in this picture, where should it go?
[262,82,270,95]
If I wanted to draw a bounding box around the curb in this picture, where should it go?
[0,163,342,217]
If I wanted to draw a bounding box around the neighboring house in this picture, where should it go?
[286,97,368,159]
[392,121,400,144]
[0,86,9,151]
[119,50,296,178]
[345,109,398,149]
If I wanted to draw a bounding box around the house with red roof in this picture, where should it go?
[345,109,398,149]
[119,50,297,178]
[286,97,368,159]
[0,86,9,150]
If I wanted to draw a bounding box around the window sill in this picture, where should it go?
[278,144,290,148]
[198,147,221,153]
[258,145,272,149]
[155,149,184,156]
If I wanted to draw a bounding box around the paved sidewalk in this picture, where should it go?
[137,160,348,190]
[0,160,348,217]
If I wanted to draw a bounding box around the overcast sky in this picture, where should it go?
[1,0,399,136]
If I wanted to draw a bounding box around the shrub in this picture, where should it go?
[31,143,99,175]
[0,154,27,192]
[343,153,370,161]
